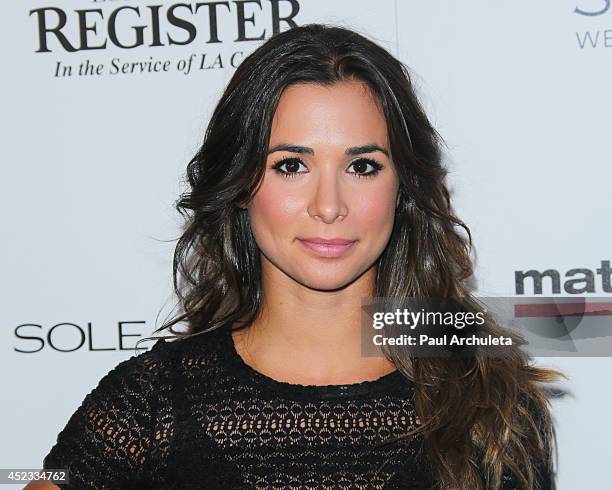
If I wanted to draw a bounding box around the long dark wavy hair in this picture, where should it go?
[144,23,563,490]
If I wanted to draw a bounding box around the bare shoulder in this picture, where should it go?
[23,481,60,489]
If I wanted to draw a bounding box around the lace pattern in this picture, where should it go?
[42,326,545,489]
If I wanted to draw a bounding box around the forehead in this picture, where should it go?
[269,81,389,150]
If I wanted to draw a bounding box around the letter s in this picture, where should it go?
[14,324,45,353]
[574,0,610,16]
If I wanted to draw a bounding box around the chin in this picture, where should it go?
[296,270,361,292]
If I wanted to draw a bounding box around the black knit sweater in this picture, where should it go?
[42,326,550,489]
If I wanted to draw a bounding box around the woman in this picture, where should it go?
[36,23,561,489]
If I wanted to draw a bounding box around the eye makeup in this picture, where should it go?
[270,157,384,179]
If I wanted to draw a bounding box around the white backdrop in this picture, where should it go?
[2,1,611,488]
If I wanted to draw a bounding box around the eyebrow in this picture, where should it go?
[267,143,389,158]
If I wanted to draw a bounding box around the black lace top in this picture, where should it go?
[42,326,550,489]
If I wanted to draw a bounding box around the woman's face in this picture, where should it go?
[246,80,400,291]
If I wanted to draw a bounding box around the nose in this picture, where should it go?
[307,168,349,224]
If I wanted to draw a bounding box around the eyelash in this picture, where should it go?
[271,157,384,179]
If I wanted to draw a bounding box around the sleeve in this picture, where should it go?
[42,340,169,490]
[501,396,556,490]
[500,459,554,490]
[500,458,554,490]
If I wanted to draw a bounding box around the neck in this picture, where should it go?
[231,258,396,385]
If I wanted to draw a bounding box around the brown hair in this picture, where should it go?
[144,23,564,489]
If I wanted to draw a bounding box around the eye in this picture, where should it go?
[270,156,384,179]
[271,157,307,178]
[347,158,384,179]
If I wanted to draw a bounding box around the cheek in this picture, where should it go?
[248,180,303,236]
[354,191,396,233]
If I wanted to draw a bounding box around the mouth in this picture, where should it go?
[297,238,357,258]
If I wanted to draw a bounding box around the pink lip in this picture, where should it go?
[298,237,357,258]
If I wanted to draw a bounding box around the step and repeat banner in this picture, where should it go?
[2,1,610,488]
